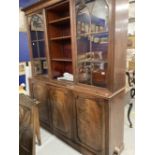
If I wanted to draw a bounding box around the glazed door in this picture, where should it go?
[32,82,51,129]
[49,87,73,139]
[75,94,105,152]
[75,0,109,88]
[27,11,48,77]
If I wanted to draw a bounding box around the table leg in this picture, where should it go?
[127,103,133,128]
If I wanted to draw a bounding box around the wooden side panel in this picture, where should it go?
[49,87,73,139]
[32,82,51,128]
[113,0,128,91]
[75,96,104,152]
[108,91,125,155]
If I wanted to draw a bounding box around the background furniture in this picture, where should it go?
[126,70,135,128]
[19,123,34,155]
[126,0,135,83]
[19,94,41,146]
[22,0,128,154]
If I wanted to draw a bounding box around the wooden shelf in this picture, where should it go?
[46,0,72,79]
[50,36,71,41]
[48,16,70,25]
[51,58,72,62]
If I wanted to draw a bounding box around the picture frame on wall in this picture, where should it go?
[19,62,26,76]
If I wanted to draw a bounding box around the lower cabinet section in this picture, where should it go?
[29,79,124,155]
[49,87,73,139]
[31,82,51,130]
[75,95,104,153]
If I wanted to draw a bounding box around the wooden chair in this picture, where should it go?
[19,94,41,145]
[19,123,35,155]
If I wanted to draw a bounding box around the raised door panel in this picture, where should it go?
[32,83,51,128]
[75,96,104,152]
[49,87,72,138]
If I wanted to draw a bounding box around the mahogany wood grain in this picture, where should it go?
[32,82,52,131]
[29,77,125,155]
[75,95,104,153]
[49,86,73,139]
[112,0,128,92]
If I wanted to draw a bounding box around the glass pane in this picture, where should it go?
[78,62,91,85]
[91,32,108,63]
[28,11,48,76]
[33,60,43,75]
[91,0,108,33]
[42,60,48,74]
[76,0,109,88]
[77,35,90,54]
[77,35,91,85]
[32,41,39,58]
[33,60,48,76]
[30,31,37,41]
[38,31,44,40]
[77,12,91,35]
[91,62,108,87]
[39,41,45,57]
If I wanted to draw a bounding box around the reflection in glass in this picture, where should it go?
[92,61,108,87]
[33,60,48,75]
[77,36,90,54]
[78,62,91,84]
[76,0,109,87]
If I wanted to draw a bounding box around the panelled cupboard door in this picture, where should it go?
[49,87,73,139]
[75,95,105,152]
[32,83,51,128]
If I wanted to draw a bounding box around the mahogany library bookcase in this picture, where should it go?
[22,0,128,154]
